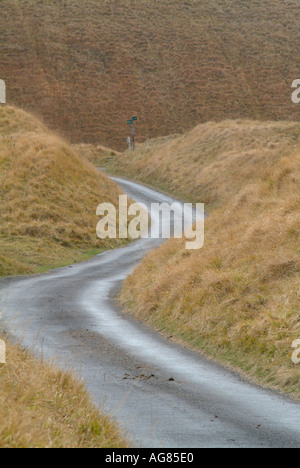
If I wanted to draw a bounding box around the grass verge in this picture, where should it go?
[119,125,300,400]
[0,334,128,448]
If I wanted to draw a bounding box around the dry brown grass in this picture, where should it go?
[120,131,300,399]
[0,335,127,447]
[1,0,300,150]
[0,106,127,276]
[102,120,300,209]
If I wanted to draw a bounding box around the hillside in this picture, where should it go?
[120,124,300,399]
[97,119,300,209]
[0,106,126,276]
[1,0,300,150]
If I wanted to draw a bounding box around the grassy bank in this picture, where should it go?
[0,335,127,448]
[94,120,300,210]
[0,106,127,276]
[119,124,300,400]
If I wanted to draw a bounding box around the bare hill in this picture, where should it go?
[1,0,300,150]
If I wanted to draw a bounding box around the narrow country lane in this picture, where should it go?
[0,177,300,448]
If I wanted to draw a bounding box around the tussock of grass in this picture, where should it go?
[1,0,300,150]
[102,120,300,209]
[0,106,127,276]
[0,336,127,448]
[120,131,300,399]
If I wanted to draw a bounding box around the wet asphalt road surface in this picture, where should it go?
[0,177,300,448]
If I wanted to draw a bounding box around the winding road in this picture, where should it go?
[1,177,300,448]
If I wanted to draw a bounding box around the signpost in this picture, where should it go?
[126,116,138,151]
[0,80,6,104]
